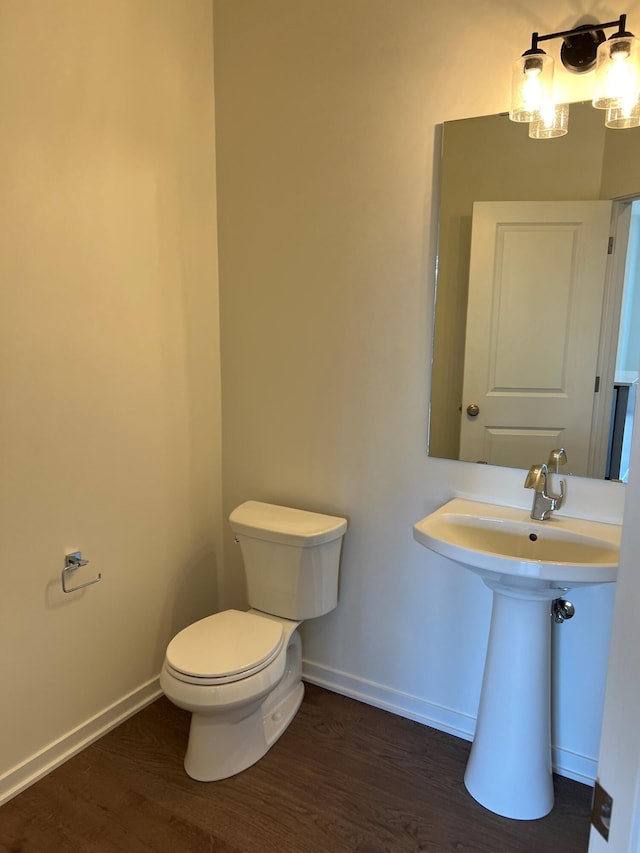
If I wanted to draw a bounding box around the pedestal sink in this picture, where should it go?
[413,498,620,820]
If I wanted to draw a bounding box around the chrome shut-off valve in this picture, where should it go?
[552,598,575,623]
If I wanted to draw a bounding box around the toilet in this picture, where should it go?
[160,500,347,781]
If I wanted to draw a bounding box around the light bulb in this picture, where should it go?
[510,52,554,122]
[607,48,636,100]
[593,34,640,109]
[522,68,543,112]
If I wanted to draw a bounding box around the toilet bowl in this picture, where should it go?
[160,609,303,781]
[160,501,347,781]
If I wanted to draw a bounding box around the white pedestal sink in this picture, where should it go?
[413,498,620,820]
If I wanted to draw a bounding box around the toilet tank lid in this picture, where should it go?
[229,501,347,546]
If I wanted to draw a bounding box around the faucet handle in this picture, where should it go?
[551,477,565,508]
[524,463,547,489]
[547,448,567,473]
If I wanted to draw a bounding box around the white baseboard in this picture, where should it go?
[1,664,597,806]
[0,677,162,806]
[302,659,476,741]
[552,746,599,787]
[302,659,597,787]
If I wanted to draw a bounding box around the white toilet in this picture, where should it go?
[160,500,347,781]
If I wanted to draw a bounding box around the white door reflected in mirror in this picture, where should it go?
[460,201,611,476]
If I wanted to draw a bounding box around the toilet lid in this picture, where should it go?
[166,610,284,681]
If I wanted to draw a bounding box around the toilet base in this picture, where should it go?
[183,632,304,782]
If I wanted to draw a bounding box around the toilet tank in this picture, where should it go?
[229,501,348,620]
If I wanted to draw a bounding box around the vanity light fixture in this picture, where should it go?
[511,14,640,137]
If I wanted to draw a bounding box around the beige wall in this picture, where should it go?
[600,125,640,199]
[0,0,221,787]
[214,0,626,784]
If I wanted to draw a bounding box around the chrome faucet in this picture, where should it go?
[524,463,565,521]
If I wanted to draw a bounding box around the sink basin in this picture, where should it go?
[413,498,620,588]
[412,497,621,820]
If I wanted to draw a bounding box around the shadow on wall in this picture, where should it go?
[160,548,220,655]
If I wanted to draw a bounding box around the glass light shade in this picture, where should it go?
[605,98,640,128]
[510,52,554,122]
[529,103,569,138]
[592,34,640,109]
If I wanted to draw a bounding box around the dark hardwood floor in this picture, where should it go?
[0,684,593,852]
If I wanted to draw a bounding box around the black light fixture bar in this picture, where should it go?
[528,15,627,53]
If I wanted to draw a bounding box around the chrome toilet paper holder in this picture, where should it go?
[61,551,102,594]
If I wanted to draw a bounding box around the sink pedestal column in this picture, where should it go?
[464,582,555,820]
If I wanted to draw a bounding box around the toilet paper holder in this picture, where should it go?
[62,551,102,594]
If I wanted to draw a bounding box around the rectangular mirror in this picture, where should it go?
[429,102,640,481]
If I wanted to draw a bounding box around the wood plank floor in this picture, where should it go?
[0,684,593,852]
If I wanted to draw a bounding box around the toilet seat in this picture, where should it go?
[165,609,284,686]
